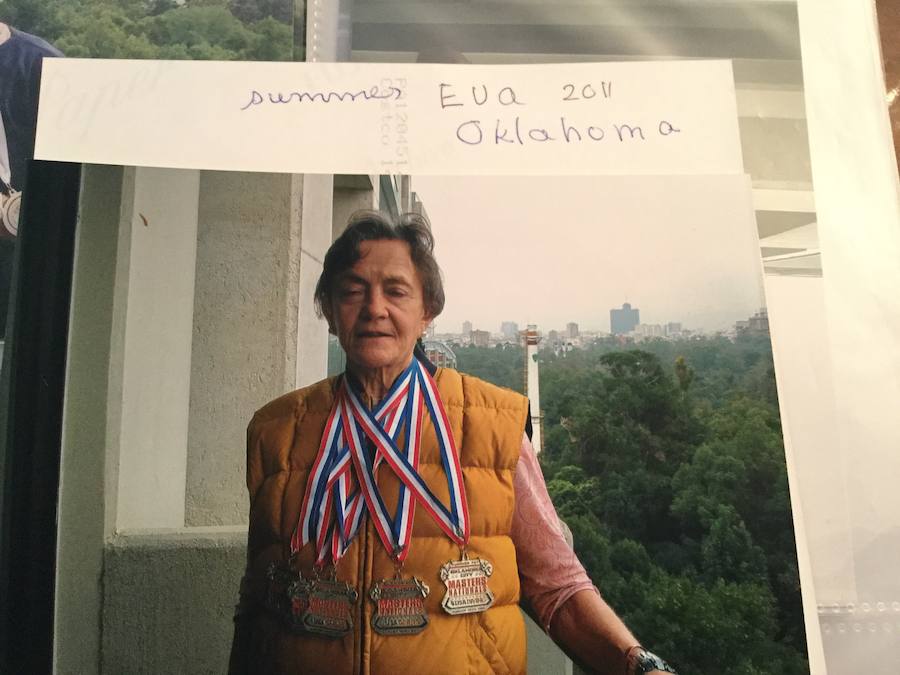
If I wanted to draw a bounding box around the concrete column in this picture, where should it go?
[54,164,124,675]
[296,173,334,388]
[332,174,378,239]
[111,167,200,531]
[185,172,332,526]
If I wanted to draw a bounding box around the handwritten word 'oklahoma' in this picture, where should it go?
[438,82,680,146]
[240,85,403,110]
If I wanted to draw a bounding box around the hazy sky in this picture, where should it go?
[411,174,765,334]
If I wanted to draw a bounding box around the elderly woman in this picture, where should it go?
[229,211,676,675]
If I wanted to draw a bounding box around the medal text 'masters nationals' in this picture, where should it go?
[370,576,430,635]
[302,574,359,638]
[440,554,494,615]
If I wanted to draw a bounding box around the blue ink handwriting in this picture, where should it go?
[454,116,681,146]
[240,85,403,110]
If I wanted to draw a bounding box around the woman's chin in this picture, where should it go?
[348,349,405,374]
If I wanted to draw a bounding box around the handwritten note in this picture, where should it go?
[35,59,742,175]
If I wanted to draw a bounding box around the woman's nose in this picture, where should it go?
[363,288,388,317]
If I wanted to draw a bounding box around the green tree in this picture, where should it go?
[229,0,291,23]
[4,0,293,61]
[535,339,806,671]
[700,505,768,584]
[53,4,159,59]
[455,344,524,393]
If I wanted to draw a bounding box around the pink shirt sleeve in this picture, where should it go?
[511,433,599,632]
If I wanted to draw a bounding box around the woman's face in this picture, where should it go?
[329,239,431,378]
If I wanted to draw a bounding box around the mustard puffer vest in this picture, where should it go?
[239,367,529,674]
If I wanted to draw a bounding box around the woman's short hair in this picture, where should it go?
[314,210,446,321]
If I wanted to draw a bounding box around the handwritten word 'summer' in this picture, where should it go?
[240,85,403,110]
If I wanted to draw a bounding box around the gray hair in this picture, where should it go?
[314,210,445,322]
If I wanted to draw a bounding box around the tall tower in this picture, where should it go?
[523,325,542,454]
[610,303,640,335]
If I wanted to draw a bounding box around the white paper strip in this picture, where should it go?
[34,59,743,176]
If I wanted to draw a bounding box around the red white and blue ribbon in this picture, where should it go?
[293,362,413,564]
[292,356,468,566]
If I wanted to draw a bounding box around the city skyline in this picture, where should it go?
[441,310,700,338]
[413,175,765,334]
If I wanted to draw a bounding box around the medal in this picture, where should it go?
[440,554,494,615]
[290,357,478,638]
[370,576,430,635]
[302,574,359,638]
[265,562,309,629]
[286,578,310,633]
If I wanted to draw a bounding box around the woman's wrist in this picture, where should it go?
[623,645,679,675]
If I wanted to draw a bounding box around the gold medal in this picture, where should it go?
[302,575,359,638]
[440,554,494,615]
[370,576,430,635]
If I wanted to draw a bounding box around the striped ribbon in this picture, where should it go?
[293,362,414,563]
[292,356,469,566]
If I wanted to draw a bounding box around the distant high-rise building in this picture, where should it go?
[749,308,769,333]
[566,322,579,338]
[471,329,490,347]
[610,303,640,334]
[462,320,473,335]
[500,321,519,340]
[636,323,663,338]
[736,308,769,335]
[547,329,560,344]
[665,322,682,337]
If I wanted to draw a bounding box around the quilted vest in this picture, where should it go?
[240,367,529,674]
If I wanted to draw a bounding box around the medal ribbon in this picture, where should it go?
[293,356,469,566]
[324,376,410,560]
[293,361,418,563]
[344,358,469,549]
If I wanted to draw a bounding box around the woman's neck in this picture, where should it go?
[0,24,11,46]
[347,358,414,406]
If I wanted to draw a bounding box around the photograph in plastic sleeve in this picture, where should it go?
[55,166,808,674]
[10,0,899,673]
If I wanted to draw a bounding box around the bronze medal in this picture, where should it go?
[440,555,494,615]
[285,578,310,633]
[302,576,359,638]
[265,561,311,633]
[369,576,430,635]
